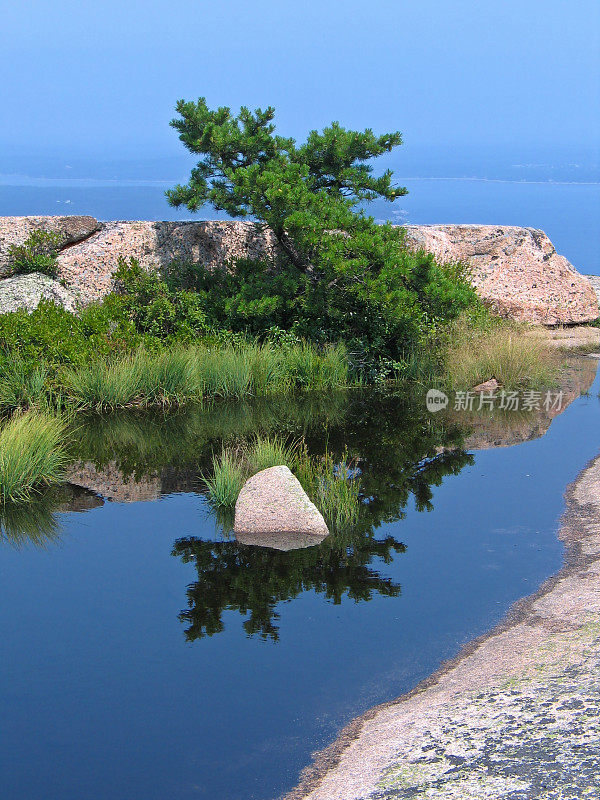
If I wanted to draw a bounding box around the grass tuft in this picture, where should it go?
[442,320,559,391]
[203,450,246,507]
[0,412,67,503]
[0,358,49,412]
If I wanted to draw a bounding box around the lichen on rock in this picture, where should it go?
[0,272,78,314]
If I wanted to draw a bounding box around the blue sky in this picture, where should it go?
[1,0,599,159]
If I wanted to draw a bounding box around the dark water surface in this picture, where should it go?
[2,368,600,800]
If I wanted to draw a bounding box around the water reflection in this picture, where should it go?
[0,484,101,548]
[173,533,406,641]
[2,360,596,646]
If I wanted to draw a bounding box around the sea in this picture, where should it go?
[1,143,599,273]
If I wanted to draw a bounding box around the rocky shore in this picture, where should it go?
[0,216,597,325]
[286,433,600,800]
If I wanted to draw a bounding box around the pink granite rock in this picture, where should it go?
[1,217,596,325]
[55,220,278,304]
[234,466,329,548]
[0,215,100,276]
[404,225,598,325]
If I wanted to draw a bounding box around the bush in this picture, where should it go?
[0,299,143,371]
[8,230,62,278]
[166,242,477,377]
[112,257,209,342]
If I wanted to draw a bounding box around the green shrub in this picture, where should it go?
[0,301,93,367]
[0,298,148,375]
[0,412,67,503]
[112,257,209,342]
[8,230,62,278]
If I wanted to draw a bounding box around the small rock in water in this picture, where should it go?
[472,378,500,393]
[234,466,329,549]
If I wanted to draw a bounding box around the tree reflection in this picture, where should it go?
[173,532,405,641]
[172,434,473,642]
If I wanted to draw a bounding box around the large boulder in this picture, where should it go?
[0,217,596,325]
[404,225,598,325]
[0,215,100,277]
[56,220,278,304]
[234,465,329,550]
[0,272,78,314]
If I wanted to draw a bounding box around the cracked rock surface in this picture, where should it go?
[0,272,78,314]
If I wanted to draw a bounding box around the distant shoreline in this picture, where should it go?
[1,175,599,188]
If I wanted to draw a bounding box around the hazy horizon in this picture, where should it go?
[2,0,599,166]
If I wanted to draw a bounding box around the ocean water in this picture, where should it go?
[1,145,599,273]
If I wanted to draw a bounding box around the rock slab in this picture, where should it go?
[0,272,78,314]
[0,215,100,277]
[1,217,597,324]
[234,466,329,548]
[404,224,598,325]
[56,220,278,304]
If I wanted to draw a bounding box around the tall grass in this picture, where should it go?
[197,348,251,398]
[60,342,350,411]
[0,358,49,412]
[442,320,559,391]
[61,349,203,411]
[205,436,361,534]
[0,412,67,503]
[246,435,298,474]
[285,342,349,390]
[313,455,360,531]
[294,446,361,532]
[203,450,246,507]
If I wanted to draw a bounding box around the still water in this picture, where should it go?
[1,365,600,800]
